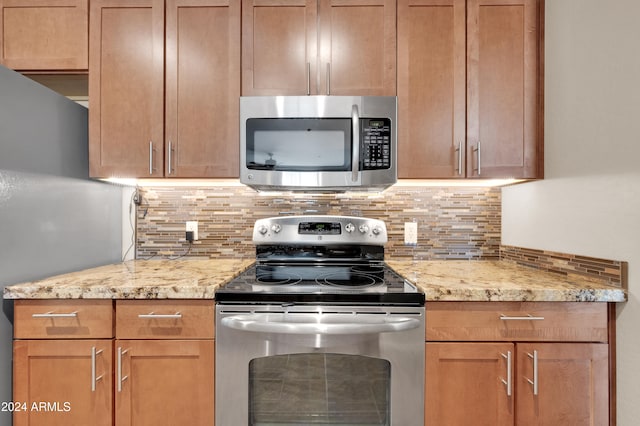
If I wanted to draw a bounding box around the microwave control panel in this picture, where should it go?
[361,118,391,169]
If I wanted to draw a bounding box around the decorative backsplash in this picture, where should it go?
[501,245,627,288]
[135,184,502,260]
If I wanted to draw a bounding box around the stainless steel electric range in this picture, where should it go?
[215,216,425,426]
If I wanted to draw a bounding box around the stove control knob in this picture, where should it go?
[358,224,369,234]
[271,224,282,233]
[372,226,382,236]
[258,224,269,235]
[345,223,355,233]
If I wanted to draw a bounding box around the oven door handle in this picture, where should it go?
[220,314,420,335]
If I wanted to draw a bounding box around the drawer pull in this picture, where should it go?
[117,347,130,392]
[526,350,539,396]
[32,311,78,318]
[500,351,512,397]
[91,347,104,392]
[137,312,182,319]
[499,314,545,321]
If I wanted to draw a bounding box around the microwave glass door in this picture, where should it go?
[246,118,352,171]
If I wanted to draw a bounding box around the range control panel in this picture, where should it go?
[361,118,391,170]
[253,215,388,245]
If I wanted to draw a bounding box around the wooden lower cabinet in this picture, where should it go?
[115,339,214,425]
[425,302,612,426]
[12,340,113,426]
[426,342,608,425]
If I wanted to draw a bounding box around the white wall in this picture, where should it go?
[501,1,640,423]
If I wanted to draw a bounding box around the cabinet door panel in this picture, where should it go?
[166,0,240,177]
[0,0,88,70]
[467,0,540,178]
[426,342,514,426]
[517,343,609,426]
[13,340,112,426]
[319,0,396,95]
[89,0,164,178]
[115,339,214,426]
[242,0,317,95]
[397,0,465,178]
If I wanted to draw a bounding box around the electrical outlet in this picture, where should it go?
[186,221,199,241]
[404,222,418,245]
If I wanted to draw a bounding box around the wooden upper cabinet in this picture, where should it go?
[397,0,466,178]
[242,0,395,96]
[89,0,165,178]
[467,0,541,178]
[398,0,543,179]
[318,0,396,96]
[89,0,240,178]
[0,0,88,71]
[242,0,317,95]
[165,0,240,177]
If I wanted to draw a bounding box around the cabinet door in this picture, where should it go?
[425,342,514,426]
[0,0,88,70]
[165,0,240,177]
[89,0,164,178]
[517,343,609,426]
[115,339,215,426]
[318,0,396,96]
[242,0,317,95]
[13,340,112,426]
[397,0,465,178]
[467,0,541,178]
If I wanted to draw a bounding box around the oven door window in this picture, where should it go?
[249,353,390,425]
[246,118,352,171]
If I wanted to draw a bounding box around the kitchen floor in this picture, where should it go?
[249,353,390,425]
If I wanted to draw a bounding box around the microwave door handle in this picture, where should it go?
[351,104,360,182]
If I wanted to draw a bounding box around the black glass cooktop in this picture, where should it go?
[215,262,424,306]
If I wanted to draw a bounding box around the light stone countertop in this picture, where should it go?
[3,258,627,302]
[387,260,627,302]
[2,259,254,299]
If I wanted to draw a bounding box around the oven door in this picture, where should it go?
[215,304,425,426]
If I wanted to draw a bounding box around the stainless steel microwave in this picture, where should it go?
[240,96,397,191]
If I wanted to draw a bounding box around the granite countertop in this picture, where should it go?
[3,258,627,302]
[387,260,627,302]
[2,259,254,299]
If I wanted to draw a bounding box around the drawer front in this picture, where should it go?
[115,300,214,339]
[14,300,114,339]
[426,302,609,342]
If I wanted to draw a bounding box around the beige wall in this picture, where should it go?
[502,0,640,423]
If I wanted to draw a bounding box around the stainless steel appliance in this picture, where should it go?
[215,216,424,426]
[240,96,397,192]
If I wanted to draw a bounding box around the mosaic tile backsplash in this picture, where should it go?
[135,184,502,260]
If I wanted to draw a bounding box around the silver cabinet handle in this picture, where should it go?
[326,62,331,95]
[149,141,154,175]
[137,312,182,319]
[167,141,173,175]
[32,311,78,318]
[221,314,420,335]
[526,350,539,395]
[91,347,104,392]
[306,62,311,96]
[117,347,129,392]
[500,314,545,321]
[455,140,463,176]
[500,351,512,396]
[473,140,481,175]
[351,104,360,182]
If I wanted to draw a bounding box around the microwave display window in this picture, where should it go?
[246,118,351,171]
